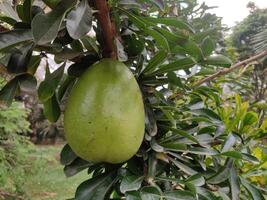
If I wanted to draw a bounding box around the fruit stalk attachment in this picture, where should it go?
[93,0,117,59]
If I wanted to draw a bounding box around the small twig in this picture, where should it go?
[194,50,267,87]
[93,0,117,59]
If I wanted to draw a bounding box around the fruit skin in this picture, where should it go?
[64,59,145,164]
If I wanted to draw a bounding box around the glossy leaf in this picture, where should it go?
[42,0,61,9]
[38,63,65,102]
[186,174,205,187]
[204,55,232,67]
[64,158,93,177]
[60,144,77,165]
[0,78,19,106]
[169,157,197,175]
[151,57,196,75]
[7,42,33,73]
[142,17,194,33]
[182,40,203,61]
[27,55,41,75]
[222,134,236,152]
[66,0,93,40]
[43,94,61,122]
[18,73,37,93]
[229,167,240,200]
[240,177,265,200]
[140,186,162,200]
[31,0,77,45]
[207,160,233,184]
[23,0,34,22]
[164,191,195,200]
[75,172,117,200]
[126,191,142,200]
[201,36,215,57]
[142,50,168,74]
[120,174,144,194]
[0,29,33,51]
[148,0,164,10]
[0,15,17,25]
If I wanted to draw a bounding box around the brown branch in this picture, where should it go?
[93,0,117,59]
[0,24,9,32]
[194,50,267,87]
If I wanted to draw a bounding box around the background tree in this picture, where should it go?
[226,3,267,119]
[0,0,266,199]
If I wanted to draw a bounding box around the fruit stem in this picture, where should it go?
[93,0,117,59]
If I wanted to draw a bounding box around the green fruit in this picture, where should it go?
[64,59,145,164]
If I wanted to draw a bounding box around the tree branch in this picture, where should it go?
[194,50,267,87]
[93,0,117,59]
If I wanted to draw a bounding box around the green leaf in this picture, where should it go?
[23,0,34,22]
[75,172,117,200]
[0,77,19,106]
[126,191,142,200]
[148,0,164,10]
[17,73,37,93]
[240,177,265,200]
[16,4,25,22]
[120,174,144,193]
[64,158,93,177]
[27,55,41,75]
[154,26,185,43]
[31,0,77,45]
[169,157,197,176]
[81,36,99,54]
[42,0,61,9]
[188,147,218,156]
[146,28,170,51]
[164,191,195,200]
[151,138,164,152]
[38,63,65,102]
[57,75,76,101]
[190,108,221,121]
[0,15,17,25]
[167,72,185,89]
[186,174,205,187]
[229,167,240,200]
[141,17,194,33]
[7,42,33,73]
[168,127,198,144]
[123,34,144,57]
[60,144,77,165]
[0,29,33,51]
[43,94,61,122]
[182,40,203,61]
[66,0,93,40]
[201,36,215,57]
[196,187,217,200]
[140,186,162,200]
[151,57,196,75]
[142,50,168,74]
[118,9,169,51]
[207,160,233,184]
[204,55,232,67]
[145,106,158,137]
[221,151,259,163]
[242,112,258,127]
[222,134,236,152]
[161,143,187,152]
